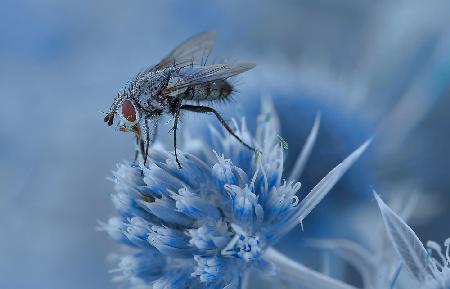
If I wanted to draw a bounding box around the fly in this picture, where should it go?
[104,31,256,168]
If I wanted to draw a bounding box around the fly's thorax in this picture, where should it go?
[181,80,233,101]
[130,68,173,109]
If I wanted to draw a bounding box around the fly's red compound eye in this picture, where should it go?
[121,99,137,122]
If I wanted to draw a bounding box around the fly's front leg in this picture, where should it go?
[180,104,256,152]
[134,136,140,162]
[132,124,146,163]
[142,119,159,165]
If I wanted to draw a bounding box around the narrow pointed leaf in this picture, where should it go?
[264,247,358,289]
[297,139,370,221]
[274,140,370,240]
[289,113,321,181]
[374,192,433,283]
[309,239,376,289]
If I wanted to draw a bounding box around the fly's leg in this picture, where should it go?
[132,125,146,163]
[151,121,159,146]
[172,109,182,168]
[180,104,256,152]
[143,119,159,165]
[133,137,146,162]
[134,136,139,161]
[143,119,150,165]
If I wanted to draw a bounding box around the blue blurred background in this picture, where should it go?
[1,0,450,288]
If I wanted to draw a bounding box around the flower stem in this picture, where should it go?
[264,247,359,289]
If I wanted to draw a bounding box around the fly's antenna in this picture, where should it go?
[100,110,112,123]
[104,93,123,126]
[103,111,115,126]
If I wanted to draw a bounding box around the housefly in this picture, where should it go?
[104,31,256,168]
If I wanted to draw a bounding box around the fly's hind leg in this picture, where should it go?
[133,137,140,162]
[180,104,256,152]
[172,109,182,169]
[143,119,150,165]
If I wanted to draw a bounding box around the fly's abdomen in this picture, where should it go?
[181,80,233,101]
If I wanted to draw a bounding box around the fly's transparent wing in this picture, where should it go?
[163,63,256,94]
[152,31,217,71]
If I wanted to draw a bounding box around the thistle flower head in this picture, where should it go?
[100,99,368,288]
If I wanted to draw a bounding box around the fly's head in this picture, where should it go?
[104,93,140,132]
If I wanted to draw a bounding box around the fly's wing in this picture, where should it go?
[162,63,256,94]
[151,31,217,72]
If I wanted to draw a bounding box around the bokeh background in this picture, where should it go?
[1,0,449,288]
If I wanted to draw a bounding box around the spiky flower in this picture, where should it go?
[100,99,368,289]
[374,193,450,289]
